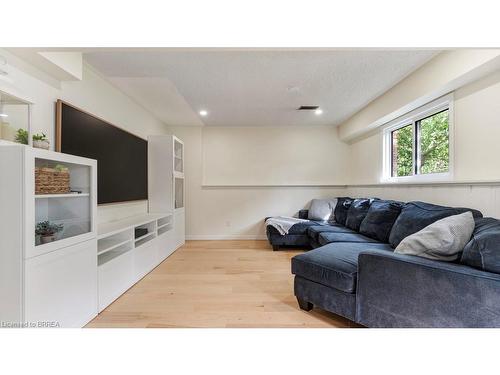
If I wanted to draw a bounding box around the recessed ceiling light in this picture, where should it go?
[315,108,323,115]
[0,113,8,118]
[199,110,208,117]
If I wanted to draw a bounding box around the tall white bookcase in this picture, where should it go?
[148,134,185,249]
[0,144,98,327]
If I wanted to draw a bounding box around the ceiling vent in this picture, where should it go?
[297,105,319,111]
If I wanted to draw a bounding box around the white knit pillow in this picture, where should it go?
[395,211,475,262]
[308,199,338,221]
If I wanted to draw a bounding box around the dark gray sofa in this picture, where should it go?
[266,198,500,327]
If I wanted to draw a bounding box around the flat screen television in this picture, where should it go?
[56,100,148,205]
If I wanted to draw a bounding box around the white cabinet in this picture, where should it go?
[174,209,185,249]
[24,240,98,328]
[97,213,175,312]
[148,134,185,239]
[134,239,158,280]
[98,248,134,311]
[0,144,98,328]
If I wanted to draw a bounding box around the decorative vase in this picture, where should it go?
[40,235,56,244]
[33,139,50,150]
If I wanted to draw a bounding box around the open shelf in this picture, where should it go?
[158,224,173,236]
[98,227,133,254]
[157,215,172,227]
[98,239,132,255]
[135,231,155,243]
[98,242,134,266]
[97,213,170,270]
[158,222,172,230]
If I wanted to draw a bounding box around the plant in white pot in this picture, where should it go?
[32,133,49,150]
[36,221,63,244]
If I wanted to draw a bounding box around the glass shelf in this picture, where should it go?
[174,139,183,173]
[175,177,184,209]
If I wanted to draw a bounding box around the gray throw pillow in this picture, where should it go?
[394,211,475,261]
[308,199,338,222]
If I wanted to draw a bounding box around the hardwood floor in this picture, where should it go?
[87,240,354,328]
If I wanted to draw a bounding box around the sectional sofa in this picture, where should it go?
[266,198,500,327]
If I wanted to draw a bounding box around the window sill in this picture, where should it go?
[380,173,453,184]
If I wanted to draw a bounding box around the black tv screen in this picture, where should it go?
[57,101,148,205]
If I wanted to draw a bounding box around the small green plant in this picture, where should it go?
[32,133,48,141]
[14,128,28,145]
[54,164,68,172]
[35,221,64,236]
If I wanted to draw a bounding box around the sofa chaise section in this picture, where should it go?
[356,250,500,327]
[292,242,393,320]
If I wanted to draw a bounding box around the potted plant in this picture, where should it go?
[32,133,49,150]
[14,128,28,145]
[35,221,64,244]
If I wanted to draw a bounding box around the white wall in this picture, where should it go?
[202,126,350,186]
[166,125,348,239]
[1,51,170,223]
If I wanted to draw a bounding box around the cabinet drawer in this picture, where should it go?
[98,249,134,312]
[134,239,158,281]
[24,240,98,328]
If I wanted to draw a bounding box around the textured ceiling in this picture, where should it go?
[84,49,438,127]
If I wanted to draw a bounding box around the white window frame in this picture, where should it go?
[382,94,454,183]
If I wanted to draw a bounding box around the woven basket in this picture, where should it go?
[35,167,70,194]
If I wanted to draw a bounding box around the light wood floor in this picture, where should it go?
[87,240,354,328]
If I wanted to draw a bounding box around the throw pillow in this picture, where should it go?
[359,200,403,243]
[334,197,353,225]
[395,211,475,261]
[388,201,482,248]
[460,217,500,273]
[308,198,338,221]
[345,198,374,232]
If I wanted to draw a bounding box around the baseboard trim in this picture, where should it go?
[186,235,267,240]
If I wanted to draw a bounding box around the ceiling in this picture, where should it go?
[82,49,438,127]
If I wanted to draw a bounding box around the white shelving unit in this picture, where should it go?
[97,213,175,311]
[148,134,185,250]
[0,144,98,328]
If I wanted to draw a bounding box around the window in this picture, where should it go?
[383,95,453,182]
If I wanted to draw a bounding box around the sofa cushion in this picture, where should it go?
[334,197,353,225]
[388,201,482,248]
[395,212,475,262]
[318,232,380,246]
[359,200,403,243]
[291,242,393,293]
[461,217,500,274]
[345,198,373,231]
[307,224,355,242]
[308,198,337,221]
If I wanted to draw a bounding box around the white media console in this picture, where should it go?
[98,213,175,312]
[0,134,185,327]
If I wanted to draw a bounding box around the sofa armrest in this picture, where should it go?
[356,251,500,327]
[298,209,309,219]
